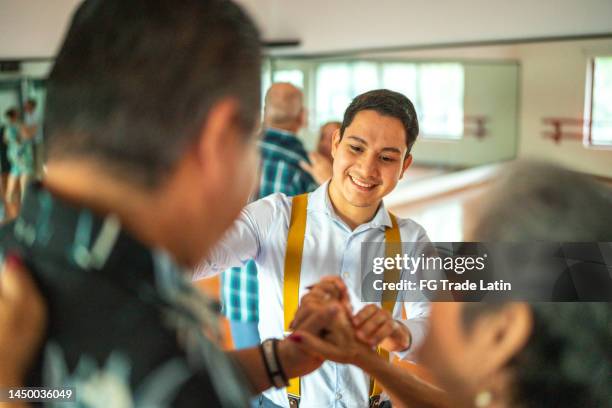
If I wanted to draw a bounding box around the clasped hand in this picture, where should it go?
[289,276,411,366]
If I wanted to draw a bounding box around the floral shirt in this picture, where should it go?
[0,183,250,407]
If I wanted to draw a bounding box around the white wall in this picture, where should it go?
[516,39,612,177]
[237,0,612,55]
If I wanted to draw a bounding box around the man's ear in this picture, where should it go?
[194,97,241,181]
[399,153,413,179]
[298,107,307,130]
[330,129,342,160]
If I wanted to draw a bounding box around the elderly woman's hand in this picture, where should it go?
[0,254,47,388]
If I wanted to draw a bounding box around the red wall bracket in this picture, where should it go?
[541,117,589,144]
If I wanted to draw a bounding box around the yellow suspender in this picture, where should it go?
[283,194,309,398]
[283,193,402,400]
[371,213,401,397]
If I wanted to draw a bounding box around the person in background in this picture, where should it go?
[298,121,339,185]
[22,99,43,179]
[0,119,9,208]
[222,82,317,407]
[4,108,33,219]
[293,160,612,408]
[317,121,340,161]
[222,82,316,352]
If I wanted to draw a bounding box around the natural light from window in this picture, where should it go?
[589,57,612,146]
[313,61,464,139]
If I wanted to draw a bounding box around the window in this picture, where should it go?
[588,57,612,146]
[312,61,464,139]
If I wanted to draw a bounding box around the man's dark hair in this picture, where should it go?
[340,89,419,154]
[26,99,37,108]
[45,0,261,187]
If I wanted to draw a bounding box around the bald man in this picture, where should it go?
[263,82,306,133]
[222,83,317,396]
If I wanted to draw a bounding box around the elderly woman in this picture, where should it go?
[293,161,612,408]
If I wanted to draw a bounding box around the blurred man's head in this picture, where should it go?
[329,89,418,218]
[44,0,262,265]
[263,83,305,134]
[318,121,340,161]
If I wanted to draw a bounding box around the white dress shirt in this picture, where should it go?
[195,182,431,408]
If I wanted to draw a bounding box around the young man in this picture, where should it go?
[196,89,431,408]
[0,1,343,406]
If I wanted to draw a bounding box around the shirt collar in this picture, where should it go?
[265,127,298,138]
[307,181,393,231]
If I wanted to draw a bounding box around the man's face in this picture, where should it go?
[329,110,412,211]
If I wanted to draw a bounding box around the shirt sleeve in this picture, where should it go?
[394,302,429,361]
[192,194,283,280]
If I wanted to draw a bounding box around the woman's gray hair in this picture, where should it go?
[472,160,612,242]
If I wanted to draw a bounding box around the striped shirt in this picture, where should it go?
[221,128,318,322]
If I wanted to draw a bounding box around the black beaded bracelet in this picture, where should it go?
[260,339,289,388]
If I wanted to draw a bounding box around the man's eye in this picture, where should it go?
[380,156,396,162]
[349,145,363,153]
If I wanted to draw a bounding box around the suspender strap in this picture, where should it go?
[283,195,402,403]
[370,213,402,398]
[283,194,309,399]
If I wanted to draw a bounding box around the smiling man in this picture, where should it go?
[195,89,430,408]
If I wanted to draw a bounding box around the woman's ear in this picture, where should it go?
[469,303,533,380]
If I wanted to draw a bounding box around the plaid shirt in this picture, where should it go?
[221,128,318,322]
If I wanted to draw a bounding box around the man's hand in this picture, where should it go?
[0,254,47,387]
[291,276,351,330]
[299,152,332,185]
[288,277,375,364]
[353,304,411,352]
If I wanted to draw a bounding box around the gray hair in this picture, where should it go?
[263,83,303,127]
[473,160,612,241]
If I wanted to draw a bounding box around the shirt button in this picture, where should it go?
[335,392,342,400]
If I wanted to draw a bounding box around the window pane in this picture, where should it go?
[315,63,352,126]
[591,57,612,146]
[272,69,304,88]
[352,62,379,95]
[381,63,417,101]
[418,64,464,139]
